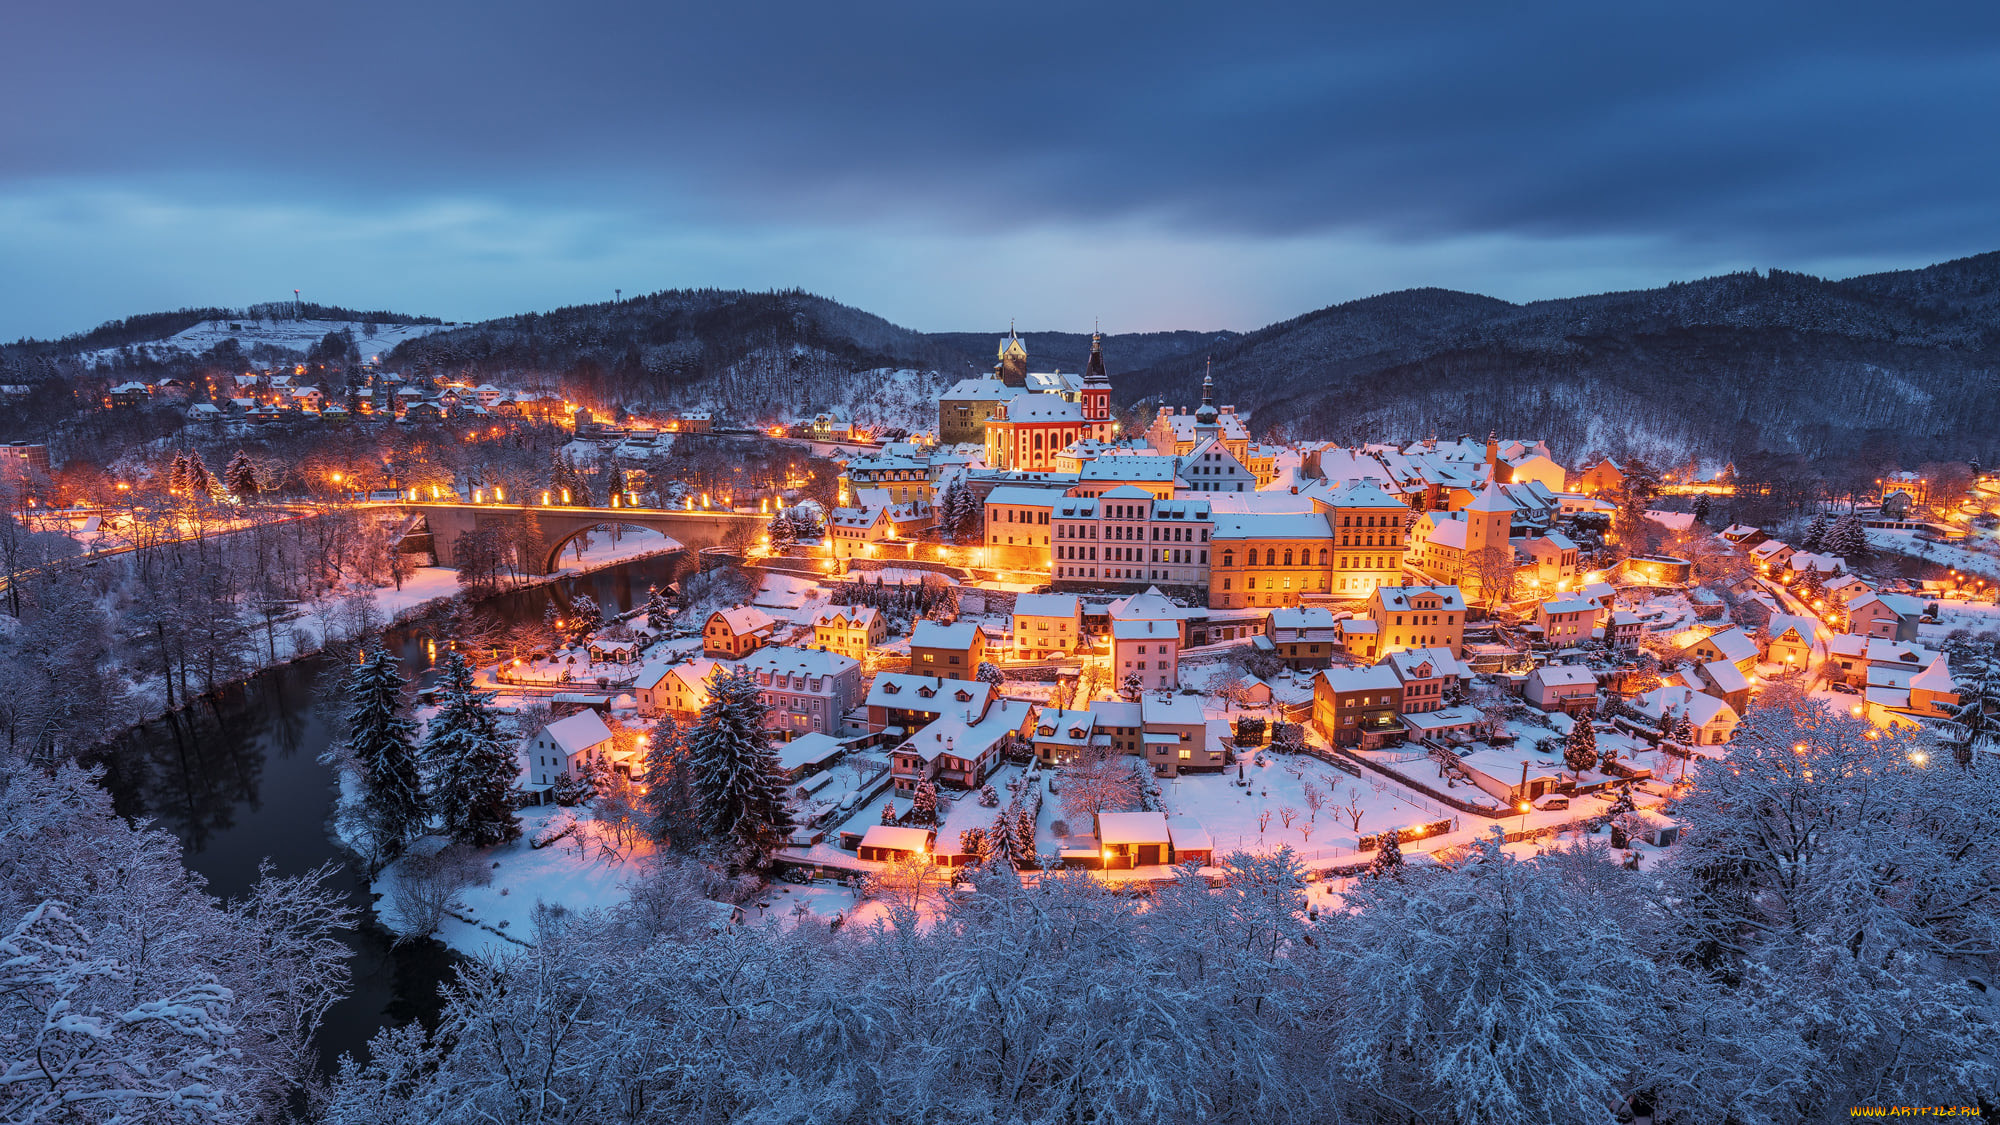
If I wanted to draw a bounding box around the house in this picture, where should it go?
[1748,539,1795,572]
[1824,573,1873,607]
[1534,597,1600,647]
[888,698,1032,793]
[1339,616,1380,660]
[981,485,1059,571]
[1525,664,1598,716]
[773,732,847,781]
[1012,593,1083,658]
[1207,511,1337,609]
[1313,665,1405,748]
[1575,458,1624,495]
[1384,647,1467,714]
[1140,693,1222,774]
[1608,610,1643,650]
[587,640,640,665]
[1692,659,1752,714]
[1087,699,1143,755]
[1632,686,1740,746]
[812,605,885,661]
[741,646,862,737]
[1030,708,1097,767]
[1718,524,1764,546]
[290,387,326,412]
[1682,627,1760,674]
[1112,617,1180,691]
[704,606,776,658]
[1266,606,1342,669]
[1846,592,1925,641]
[865,674,992,736]
[1826,635,1938,688]
[639,658,719,718]
[525,710,617,788]
[402,401,445,423]
[1367,585,1467,657]
[1519,531,1582,590]
[108,381,151,406]
[1095,811,1175,869]
[1762,614,1819,670]
[908,620,984,680]
[857,825,934,862]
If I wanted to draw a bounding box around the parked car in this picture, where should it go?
[1830,682,1860,695]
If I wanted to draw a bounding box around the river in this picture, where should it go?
[91,550,695,1072]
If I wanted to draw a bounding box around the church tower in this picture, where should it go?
[1462,480,1514,559]
[1194,362,1220,441]
[995,321,1029,387]
[1082,331,1113,440]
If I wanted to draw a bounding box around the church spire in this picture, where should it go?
[1195,357,1219,426]
[1085,328,1108,385]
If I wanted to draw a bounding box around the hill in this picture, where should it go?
[1122,257,2000,466]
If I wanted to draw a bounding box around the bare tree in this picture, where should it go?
[1301,781,1326,824]
[1056,743,1143,824]
[1341,786,1366,833]
[1279,805,1299,830]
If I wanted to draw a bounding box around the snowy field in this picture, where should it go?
[1867,528,2000,579]
[81,317,458,367]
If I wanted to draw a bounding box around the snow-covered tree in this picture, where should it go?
[687,666,793,861]
[421,651,520,847]
[1824,513,1869,561]
[1562,717,1598,774]
[1800,512,1829,552]
[1367,826,1403,878]
[342,644,424,853]
[224,449,259,498]
[641,715,701,847]
[1056,743,1141,824]
[909,778,938,825]
[975,660,1004,685]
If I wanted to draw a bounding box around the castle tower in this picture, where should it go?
[995,321,1029,387]
[1194,361,1220,440]
[1082,331,1112,440]
[1463,480,1514,560]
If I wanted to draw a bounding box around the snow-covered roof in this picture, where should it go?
[741,645,858,680]
[1081,456,1179,482]
[1634,686,1736,729]
[1088,699,1142,727]
[814,604,880,629]
[866,674,990,714]
[774,732,846,774]
[1013,593,1080,619]
[1529,664,1598,688]
[1097,810,1171,846]
[1385,647,1467,682]
[1111,618,1178,642]
[1539,597,1599,616]
[998,396,1084,422]
[1315,479,1405,509]
[1108,586,1180,621]
[984,484,1063,508]
[1269,606,1339,630]
[1319,665,1402,693]
[909,620,981,650]
[1032,709,1096,746]
[1701,659,1750,694]
[859,825,934,853]
[1165,815,1213,853]
[710,606,776,636]
[1374,586,1465,612]
[1764,614,1818,644]
[1212,512,1335,540]
[1695,627,1759,664]
[1140,694,1206,727]
[540,710,614,756]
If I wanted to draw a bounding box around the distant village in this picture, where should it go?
[470,328,1986,894]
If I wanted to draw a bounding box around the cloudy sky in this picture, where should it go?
[5,1,1998,339]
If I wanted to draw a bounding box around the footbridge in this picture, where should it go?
[387,502,766,574]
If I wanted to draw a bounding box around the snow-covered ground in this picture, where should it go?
[1867,528,2000,579]
[81,317,458,368]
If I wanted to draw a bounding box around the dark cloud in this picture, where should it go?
[3,1,1998,334]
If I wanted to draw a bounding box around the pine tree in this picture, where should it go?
[1691,494,1712,526]
[987,805,1019,867]
[224,450,259,498]
[1369,827,1404,878]
[343,645,424,852]
[641,716,700,845]
[642,585,674,629]
[183,451,214,498]
[167,451,190,496]
[1801,513,1829,553]
[1563,718,1599,775]
[688,666,794,860]
[1825,514,1869,562]
[881,802,900,825]
[1012,803,1037,863]
[910,779,938,825]
[422,651,521,847]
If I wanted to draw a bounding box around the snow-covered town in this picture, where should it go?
[11,7,2000,1122]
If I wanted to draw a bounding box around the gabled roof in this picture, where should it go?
[1317,479,1406,509]
[1529,664,1598,688]
[1013,593,1081,619]
[866,674,992,714]
[740,645,858,680]
[1269,606,1339,630]
[1097,810,1171,847]
[1764,614,1818,645]
[1373,585,1465,611]
[1694,627,1759,664]
[859,825,934,853]
[1320,665,1402,693]
[1385,647,1467,682]
[709,606,775,636]
[540,710,613,756]
[909,620,982,650]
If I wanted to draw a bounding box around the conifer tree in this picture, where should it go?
[987,804,1020,868]
[1369,826,1403,878]
[640,715,700,846]
[1800,513,1829,553]
[224,450,259,498]
[910,779,938,825]
[1825,514,1869,562]
[1563,717,1599,775]
[642,584,674,629]
[881,802,900,825]
[343,645,424,851]
[688,666,794,860]
[422,651,521,847]
[167,451,190,496]
[183,451,215,498]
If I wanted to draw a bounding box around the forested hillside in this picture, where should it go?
[1125,257,2000,466]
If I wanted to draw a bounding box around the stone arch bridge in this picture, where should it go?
[388,502,766,575]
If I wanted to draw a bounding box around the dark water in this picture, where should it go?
[92,550,694,1072]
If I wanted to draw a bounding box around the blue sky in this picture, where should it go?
[5,1,1998,340]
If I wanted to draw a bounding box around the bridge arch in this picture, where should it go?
[543,520,685,575]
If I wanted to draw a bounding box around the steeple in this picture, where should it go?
[995,321,1029,387]
[1084,330,1108,385]
[1194,358,1219,427]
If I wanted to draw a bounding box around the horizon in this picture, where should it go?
[7,2,2000,341]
